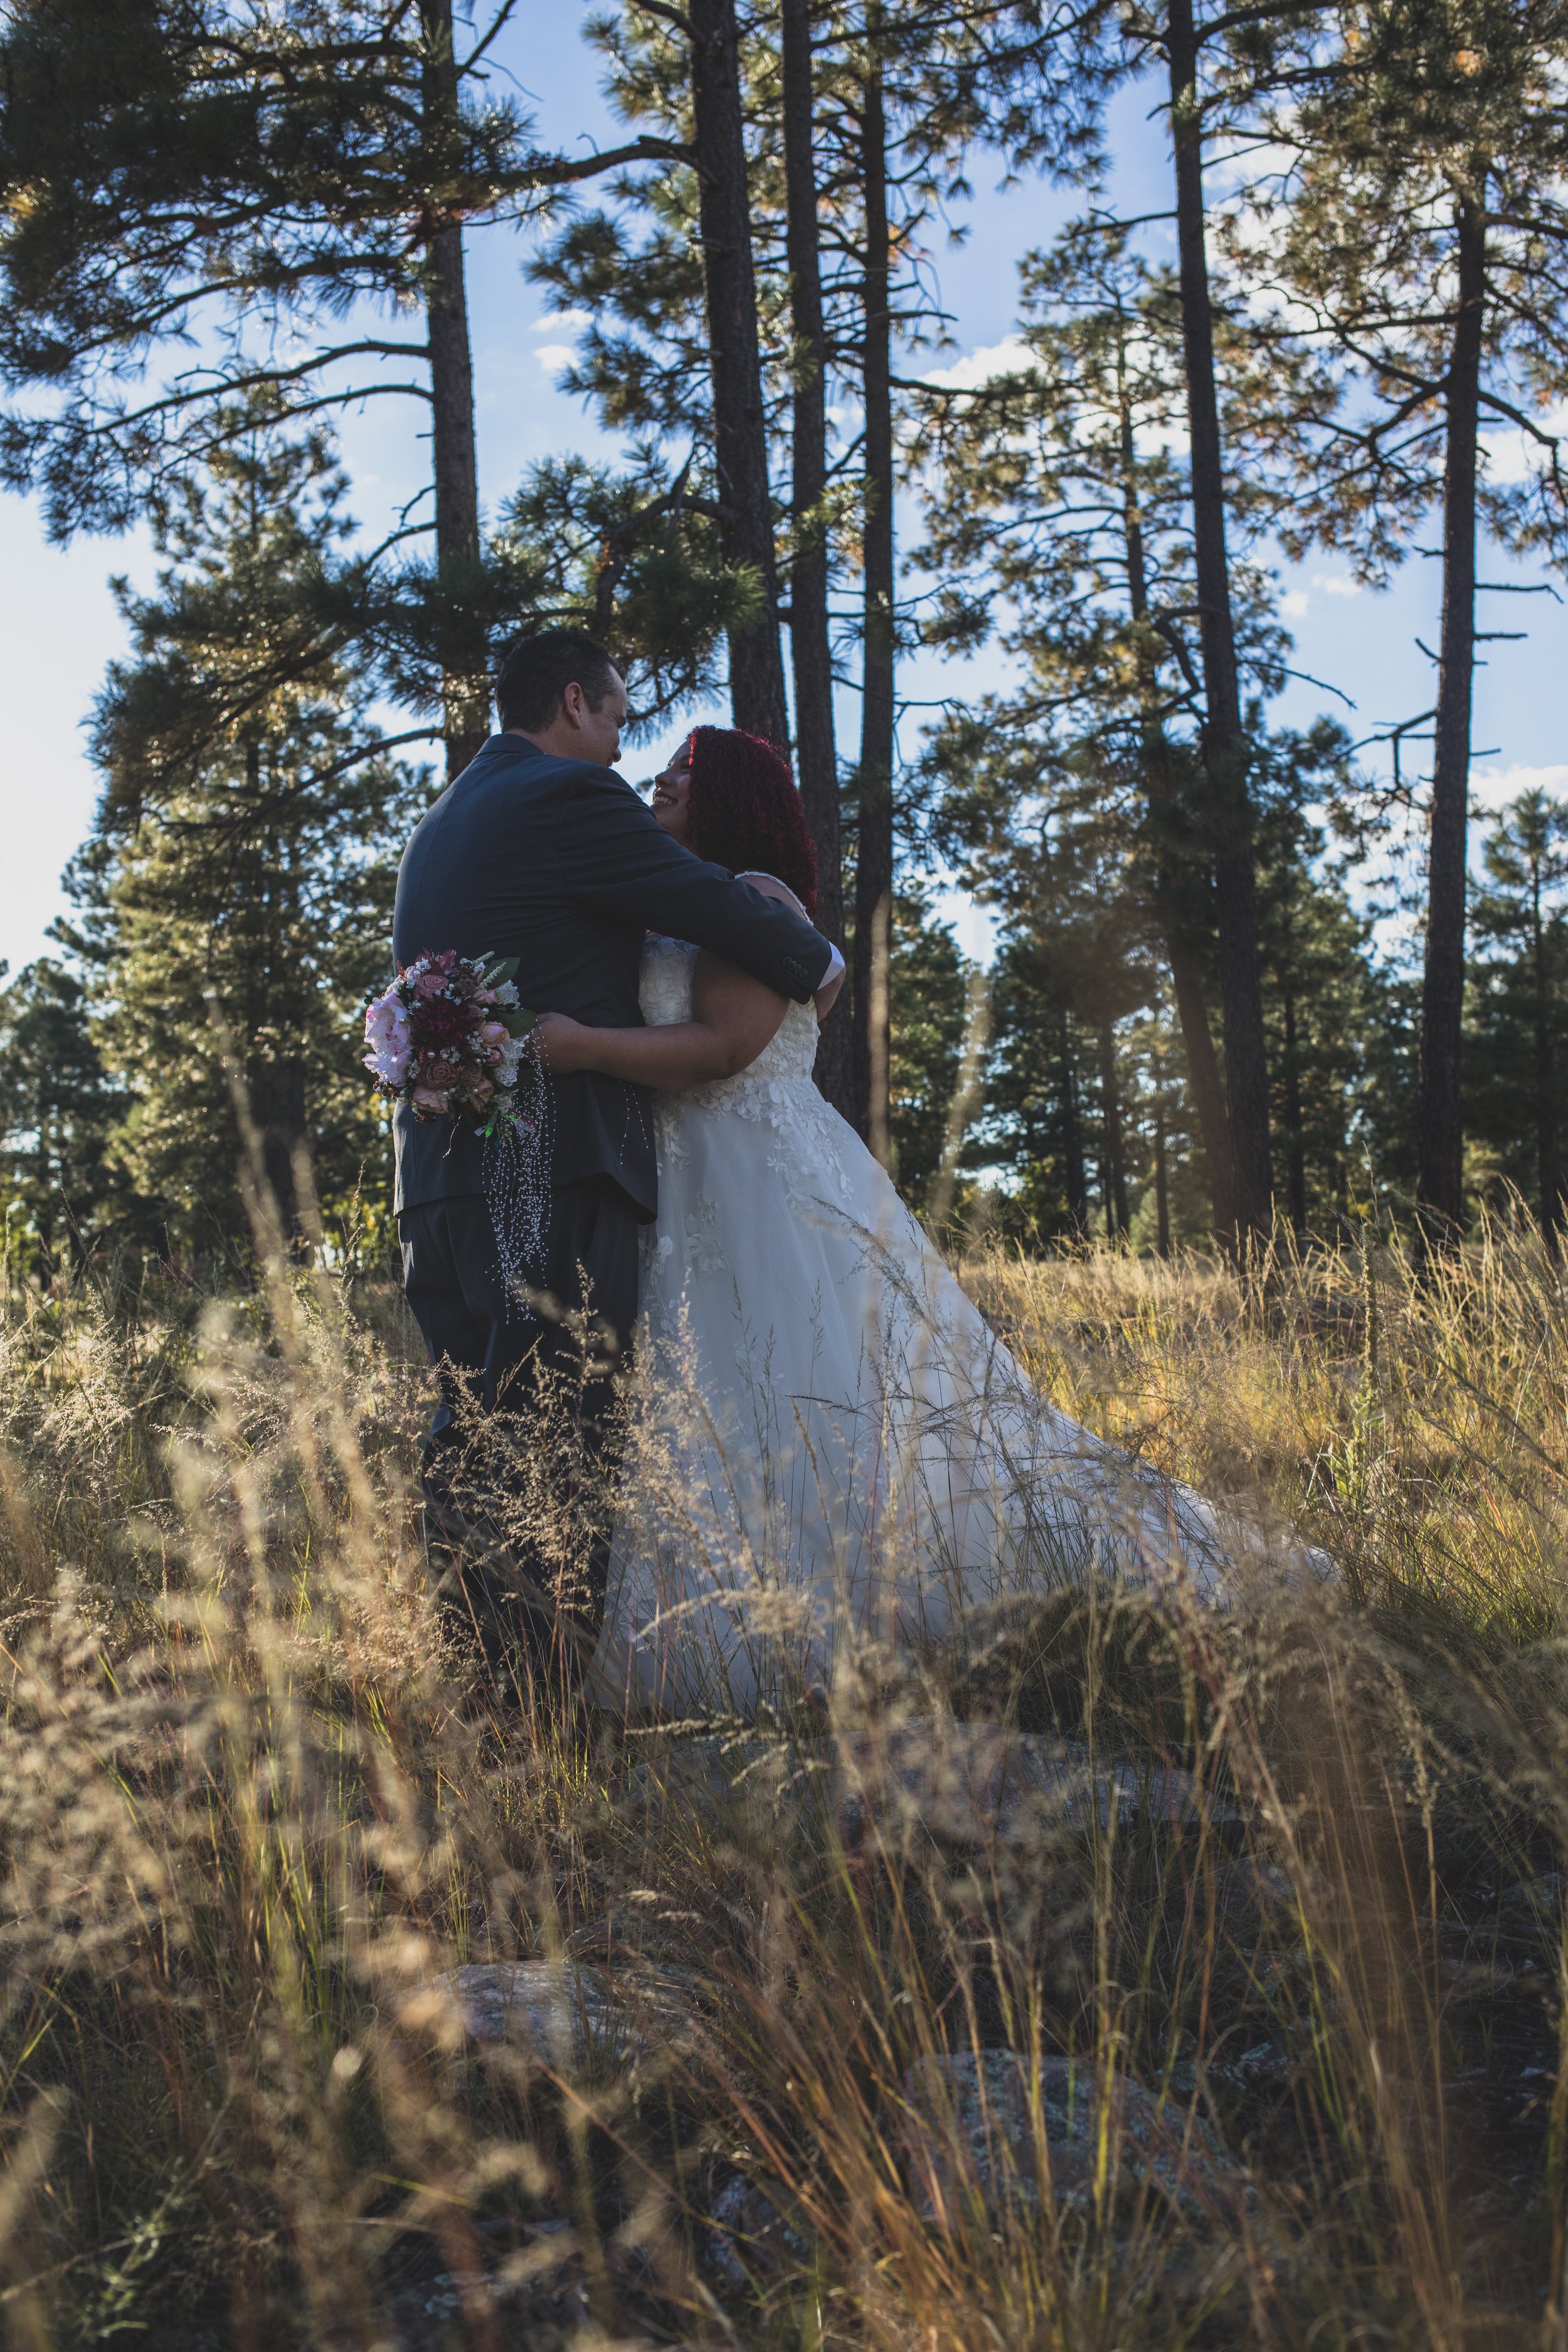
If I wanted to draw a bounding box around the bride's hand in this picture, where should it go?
[529,1010,596,1074]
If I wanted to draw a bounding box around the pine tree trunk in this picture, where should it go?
[1417,190,1486,1242]
[257,1057,306,1239]
[1057,1012,1088,1236]
[1155,1094,1171,1256]
[781,0,852,1111]
[1120,372,1237,1238]
[1098,1022,1130,1238]
[1167,952,1234,1233]
[421,1,487,781]
[1167,0,1272,1249]
[257,802,303,1234]
[689,0,789,745]
[1282,985,1307,1237]
[850,36,895,1162]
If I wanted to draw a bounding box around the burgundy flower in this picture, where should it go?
[415,999,470,1049]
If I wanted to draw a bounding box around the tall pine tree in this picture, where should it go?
[1239,0,1568,1237]
[1466,787,1568,1239]
[78,428,423,1246]
[918,218,1293,1237]
[0,0,681,773]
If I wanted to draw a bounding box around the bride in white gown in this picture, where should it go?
[534,727,1239,1716]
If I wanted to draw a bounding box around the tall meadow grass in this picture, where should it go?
[3,1207,1567,2348]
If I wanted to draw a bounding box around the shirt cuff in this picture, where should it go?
[822,942,845,986]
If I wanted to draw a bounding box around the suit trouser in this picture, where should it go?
[398,1177,642,1700]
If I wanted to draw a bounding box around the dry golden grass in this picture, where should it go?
[3,1212,1568,2350]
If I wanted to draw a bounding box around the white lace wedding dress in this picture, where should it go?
[595,932,1239,1716]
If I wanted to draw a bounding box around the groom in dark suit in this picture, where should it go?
[393,628,836,1705]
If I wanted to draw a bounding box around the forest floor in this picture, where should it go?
[4,1217,1568,2350]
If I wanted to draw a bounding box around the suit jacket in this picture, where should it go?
[390,733,835,1219]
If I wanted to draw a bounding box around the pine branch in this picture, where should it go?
[529,134,697,183]
[1194,0,1328,45]
[625,0,695,36]
[457,0,526,77]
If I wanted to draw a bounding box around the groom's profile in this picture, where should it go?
[392,628,835,1710]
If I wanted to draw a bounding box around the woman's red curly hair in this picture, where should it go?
[684,726,819,918]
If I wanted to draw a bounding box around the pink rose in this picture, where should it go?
[415,968,450,1002]
[479,1020,509,1056]
[421,1057,457,1088]
[363,992,413,1086]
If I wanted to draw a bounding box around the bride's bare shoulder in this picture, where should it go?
[735,869,808,921]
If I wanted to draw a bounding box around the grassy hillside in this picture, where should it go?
[3,1221,1567,2349]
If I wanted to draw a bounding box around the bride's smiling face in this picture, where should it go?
[650,743,693,845]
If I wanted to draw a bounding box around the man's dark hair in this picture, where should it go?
[495,629,620,734]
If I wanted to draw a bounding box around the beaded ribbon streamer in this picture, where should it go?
[482,1039,555,1322]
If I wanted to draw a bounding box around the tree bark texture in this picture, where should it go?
[1119,362,1237,1238]
[689,0,789,746]
[256,795,305,1232]
[1098,1023,1130,1238]
[1167,0,1273,1247]
[1059,1011,1089,1235]
[781,0,852,1111]
[1417,191,1486,1241]
[421,1,487,780]
[850,40,895,1163]
[1281,984,1306,1237]
[1154,1096,1171,1257]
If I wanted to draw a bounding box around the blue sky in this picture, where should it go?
[3,16,1565,979]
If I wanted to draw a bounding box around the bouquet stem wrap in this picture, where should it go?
[480,1042,555,1323]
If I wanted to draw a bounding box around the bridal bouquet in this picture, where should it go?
[362,950,537,1136]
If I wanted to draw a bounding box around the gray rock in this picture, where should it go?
[832,1719,1242,1848]
[1170,2037,1294,2100]
[438,1960,617,2062]
[902,2050,1247,2226]
[630,1718,1242,1852]
[415,1961,695,2075]
[704,2170,811,2290]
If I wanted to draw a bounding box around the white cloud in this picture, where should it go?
[534,344,576,376]
[1481,403,1568,484]
[923,334,1033,391]
[1471,761,1568,812]
[1312,571,1362,598]
[532,308,590,336]
[1281,589,1310,619]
